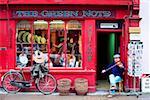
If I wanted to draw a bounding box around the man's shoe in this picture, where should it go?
[107,94,113,98]
[110,86,116,90]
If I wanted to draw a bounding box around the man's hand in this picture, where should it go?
[118,63,124,68]
[101,70,106,73]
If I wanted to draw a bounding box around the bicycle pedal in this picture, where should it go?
[25,83,32,87]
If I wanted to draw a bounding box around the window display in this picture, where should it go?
[16,20,82,68]
[66,20,82,67]
[16,20,32,67]
[33,20,49,67]
[50,20,65,67]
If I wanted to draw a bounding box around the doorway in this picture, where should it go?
[96,32,121,90]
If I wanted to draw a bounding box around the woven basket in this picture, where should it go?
[57,78,71,96]
[75,78,88,95]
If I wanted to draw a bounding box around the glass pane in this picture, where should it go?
[16,20,31,68]
[66,20,82,68]
[33,20,48,67]
[66,20,81,30]
[50,20,65,67]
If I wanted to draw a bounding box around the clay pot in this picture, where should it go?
[75,78,88,95]
[57,78,71,96]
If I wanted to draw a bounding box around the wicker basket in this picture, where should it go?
[57,78,71,96]
[75,78,88,95]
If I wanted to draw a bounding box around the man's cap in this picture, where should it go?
[113,54,120,58]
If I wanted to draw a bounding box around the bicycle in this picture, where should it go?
[1,63,57,95]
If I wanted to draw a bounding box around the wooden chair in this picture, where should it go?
[118,80,123,93]
[118,72,124,93]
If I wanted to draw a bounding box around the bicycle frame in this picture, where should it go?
[2,65,57,94]
[19,68,34,83]
[2,68,34,86]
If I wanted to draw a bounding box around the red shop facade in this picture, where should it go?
[0,0,141,92]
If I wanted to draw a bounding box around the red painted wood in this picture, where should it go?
[84,20,96,71]
[123,18,130,91]
[0,0,132,5]
[0,20,15,69]
[0,5,134,20]
[97,29,122,33]
[133,0,140,5]
[0,0,140,92]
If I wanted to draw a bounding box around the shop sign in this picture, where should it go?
[13,10,115,18]
[100,23,118,29]
[129,27,141,34]
[142,77,150,92]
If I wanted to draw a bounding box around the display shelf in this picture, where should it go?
[17,43,32,45]
[17,51,23,53]
[33,43,47,45]
[67,28,81,30]
[17,29,31,31]
[16,51,32,54]
[34,29,48,31]
[17,43,47,45]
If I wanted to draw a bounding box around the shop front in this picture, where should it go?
[0,0,140,92]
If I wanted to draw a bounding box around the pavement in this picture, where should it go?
[0,94,139,100]
[0,88,150,100]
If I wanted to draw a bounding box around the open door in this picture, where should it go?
[96,32,121,90]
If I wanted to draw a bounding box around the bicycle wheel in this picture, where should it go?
[36,74,57,95]
[2,71,23,94]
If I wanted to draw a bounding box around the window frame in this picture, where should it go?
[15,20,84,70]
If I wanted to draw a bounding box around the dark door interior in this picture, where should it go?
[96,32,120,81]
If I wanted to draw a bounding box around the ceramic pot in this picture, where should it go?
[75,78,88,95]
[57,78,71,96]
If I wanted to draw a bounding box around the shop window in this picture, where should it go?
[16,20,49,68]
[16,20,32,67]
[16,20,82,68]
[50,20,65,67]
[33,20,48,67]
[66,20,82,68]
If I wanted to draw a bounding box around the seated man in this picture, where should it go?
[102,54,125,98]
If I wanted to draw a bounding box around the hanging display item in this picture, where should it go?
[34,34,46,44]
[19,53,28,65]
[33,50,45,63]
[17,44,29,68]
[22,32,29,43]
[27,34,31,43]
[33,35,37,43]
[18,31,25,42]
[41,37,46,44]
[36,36,42,44]
[17,31,31,43]
[128,40,143,77]
[41,33,46,44]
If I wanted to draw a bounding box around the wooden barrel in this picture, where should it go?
[57,78,71,96]
[75,78,88,95]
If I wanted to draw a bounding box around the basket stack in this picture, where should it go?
[74,78,88,95]
[57,78,71,96]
